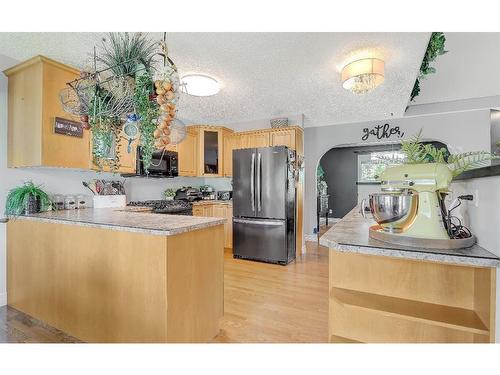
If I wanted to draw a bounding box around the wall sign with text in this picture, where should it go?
[54,117,83,138]
[361,124,404,141]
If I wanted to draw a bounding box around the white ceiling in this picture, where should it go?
[411,32,500,105]
[0,32,430,127]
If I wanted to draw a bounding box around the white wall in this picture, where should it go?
[451,177,500,343]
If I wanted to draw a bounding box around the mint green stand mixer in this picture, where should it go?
[362,163,476,248]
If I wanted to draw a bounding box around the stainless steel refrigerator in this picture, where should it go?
[232,146,296,265]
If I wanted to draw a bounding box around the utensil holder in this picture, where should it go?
[93,195,127,208]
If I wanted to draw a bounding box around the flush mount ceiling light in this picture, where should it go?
[341,58,385,94]
[180,74,221,96]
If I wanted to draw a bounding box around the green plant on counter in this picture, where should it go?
[164,188,176,199]
[400,130,498,177]
[5,181,52,217]
[134,72,159,173]
[410,32,447,102]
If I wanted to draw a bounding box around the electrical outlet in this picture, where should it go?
[474,189,479,208]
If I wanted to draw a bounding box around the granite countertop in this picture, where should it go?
[319,207,500,267]
[16,208,226,236]
[192,200,232,206]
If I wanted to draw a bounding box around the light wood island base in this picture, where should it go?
[329,251,496,343]
[7,220,224,343]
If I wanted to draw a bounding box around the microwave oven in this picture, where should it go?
[135,146,179,177]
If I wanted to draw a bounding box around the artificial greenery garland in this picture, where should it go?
[410,32,447,102]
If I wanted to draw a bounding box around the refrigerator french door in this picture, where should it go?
[233,146,296,265]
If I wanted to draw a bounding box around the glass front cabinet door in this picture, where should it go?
[201,129,221,176]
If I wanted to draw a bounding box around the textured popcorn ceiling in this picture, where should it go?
[0,32,430,127]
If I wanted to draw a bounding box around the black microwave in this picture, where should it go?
[135,146,178,177]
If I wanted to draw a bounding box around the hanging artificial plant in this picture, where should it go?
[134,72,160,173]
[88,86,123,171]
[410,32,447,102]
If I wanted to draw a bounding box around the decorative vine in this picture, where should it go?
[134,72,159,173]
[410,32,447,102]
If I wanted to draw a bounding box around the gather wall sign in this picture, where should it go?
[361,123,404,141]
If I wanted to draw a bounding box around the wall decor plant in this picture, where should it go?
[5,181,52,217]
[410,32,447,102]
[400,130,498,177]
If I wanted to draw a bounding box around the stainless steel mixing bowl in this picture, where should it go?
[361,192,418,232]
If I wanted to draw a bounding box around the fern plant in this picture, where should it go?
[400,130,498,177]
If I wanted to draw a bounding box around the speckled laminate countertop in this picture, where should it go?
[319,208,500,267]
[16,208,225,236]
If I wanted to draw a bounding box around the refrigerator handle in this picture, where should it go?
[251,152,255,212]
[257,152,262,212]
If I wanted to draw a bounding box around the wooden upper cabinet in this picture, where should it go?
[188,125,233,177]
[270,128,296,149]
[5,56,91,169]
[178,129,198,176]
[223,133,241,177]
[243,131,270,149]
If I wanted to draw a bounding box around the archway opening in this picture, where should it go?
[315,140,449,235]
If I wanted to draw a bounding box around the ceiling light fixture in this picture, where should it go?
[180,74,221,97]
[341,58,384,94]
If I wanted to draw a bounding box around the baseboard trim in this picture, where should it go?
[0,292,6,307]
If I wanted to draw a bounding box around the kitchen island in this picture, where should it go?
[320,208,500,343]
[7,208,225,343]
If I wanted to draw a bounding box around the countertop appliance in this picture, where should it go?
[174,187,202,202]
[132,146,178,177]
[200,185,216,200]
[217,191,232,201]
[233,146,296,265]
[128,200,192,215]
[361,163,476,249]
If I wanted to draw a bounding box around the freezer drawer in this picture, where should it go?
[233,218,287,264]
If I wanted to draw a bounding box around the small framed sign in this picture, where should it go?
[54,117,83,138]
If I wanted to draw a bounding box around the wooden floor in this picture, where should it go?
[0,241,329,343]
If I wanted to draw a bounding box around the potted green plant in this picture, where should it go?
[5,181,52,217]
[164,188,176,201]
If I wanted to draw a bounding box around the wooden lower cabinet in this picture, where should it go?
[7,220,224,343]
[193,202,233,249]
[329,251,496,343]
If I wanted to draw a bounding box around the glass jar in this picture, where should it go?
[76,195,87,209]
[52,194,65,210]
[64,195,76,210]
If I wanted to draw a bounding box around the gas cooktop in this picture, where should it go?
[127,200,192,215]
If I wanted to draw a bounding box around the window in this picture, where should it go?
[357,150,406,182]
